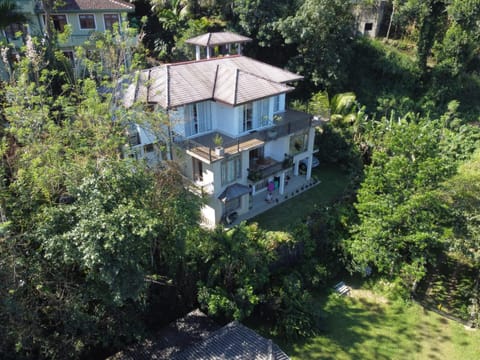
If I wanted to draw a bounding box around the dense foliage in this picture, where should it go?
[1,0,480,357]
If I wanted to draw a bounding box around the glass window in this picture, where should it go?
[221,156,241,186]
[4,23,26,40]
[127,124,140,146]
[104,14,120,31]
[243,103,253,132]
[273,95,281,113]
[79,14,95,29]
[257,99,270,127]
[50,15,68,32]
[62,51,74,64]
[290,131,308,154]
[144,143,155,153]
[193,158,203,182]
[185,102,212,137]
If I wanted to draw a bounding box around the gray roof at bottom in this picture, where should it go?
[172,321,290,360]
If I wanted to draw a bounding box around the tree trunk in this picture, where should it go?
[386,2,396,40]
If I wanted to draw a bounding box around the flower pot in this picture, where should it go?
[215,146,224,156]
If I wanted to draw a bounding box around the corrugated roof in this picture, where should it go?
[52,0,134,12]
[119,56,301,109]
[108,309,221,360]
[185,32,252,47]
[172,321,290,360]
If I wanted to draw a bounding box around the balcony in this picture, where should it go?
[176,109,317,163]
[247,156,293,182]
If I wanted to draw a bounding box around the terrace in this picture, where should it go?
[175,109,322,163]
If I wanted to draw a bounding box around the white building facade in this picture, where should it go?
[120,32,320,227]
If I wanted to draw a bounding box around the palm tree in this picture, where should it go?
[308,91,358,124]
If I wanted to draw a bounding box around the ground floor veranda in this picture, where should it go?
[228,171,321,227]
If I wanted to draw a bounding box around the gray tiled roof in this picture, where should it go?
[172,321,290,360]
[108,309,221,360]
[118,56,301,109]
[185,32,252,47]
[52,0,134,12]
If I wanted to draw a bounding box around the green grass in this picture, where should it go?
[250,164,350,231]
[280,289,480,360]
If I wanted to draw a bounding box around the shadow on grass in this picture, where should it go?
[283,291,421,360]
[251,164,350,231]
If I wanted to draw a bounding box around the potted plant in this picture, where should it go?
[213,133,224,156]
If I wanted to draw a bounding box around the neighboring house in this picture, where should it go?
[1,0,134,53]
[352,0,387,38]
[118,32,321,227]
[110,309,290,360]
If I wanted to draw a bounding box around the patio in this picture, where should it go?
[229,172,321,226]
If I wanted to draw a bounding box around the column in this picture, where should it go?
[279,172,285,195]
[195,45,200,60]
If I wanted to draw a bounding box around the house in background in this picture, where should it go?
[352,0,387,38]
[1,0,134,55]
[119,32,321,227]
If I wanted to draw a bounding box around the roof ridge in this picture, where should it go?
[233,68,239,105]
[212,64,220,99]
[233,67,290,86]
[165,64,170,108]
[164,54,243,67]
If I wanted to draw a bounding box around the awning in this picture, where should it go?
[218,183,251,202]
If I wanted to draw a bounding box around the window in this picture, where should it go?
[185,102,212,137]
[290,131,308,154]
[50,15,68,32]
[127,124,141,146]
[221,156,241,185]
[4,23,26,40]
[79,14,96,29]
[273,95,281,113]
[364,23,373,32]
[257,99,270,127]
[249,147,264,167]
[243,103,253,132]
[144,143,155,153]
[193,104,198,133]
[104,14,120,31]
[193,158,203,182]
[62,51,74,63]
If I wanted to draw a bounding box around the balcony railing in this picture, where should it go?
[176,109,317,163]
[247,155,293,182]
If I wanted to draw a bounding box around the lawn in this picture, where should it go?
[281,289,480,360]
[250,164,350,231]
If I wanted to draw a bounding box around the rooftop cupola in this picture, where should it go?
[185,32,252,60]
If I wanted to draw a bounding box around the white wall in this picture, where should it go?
[265,137,289,162]
[170,107,185,137]
[213,102,237,136]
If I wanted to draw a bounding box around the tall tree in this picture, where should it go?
[278,0,355,91]
[435,0,480,76]
[344,113,472,288]
[0,30,200,358]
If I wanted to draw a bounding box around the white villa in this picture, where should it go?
[119,32,321,227]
